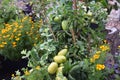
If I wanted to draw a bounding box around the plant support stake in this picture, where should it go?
[71,0,77,45]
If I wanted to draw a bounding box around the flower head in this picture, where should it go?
[24,70,30,76]
[96,64,105,70]
[99,45,109,51]
[35,66,40,70]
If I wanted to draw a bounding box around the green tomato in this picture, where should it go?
[48,62,58,74]
[54,55,66,63]
[62,20,68,30]
[58,49,68,56]
[54,15,62,22]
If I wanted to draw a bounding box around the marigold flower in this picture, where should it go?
[13,22,18,27]
[99,45,109,51]
[90,58,95,63]
[13,45,17,47]
[18,33,21,36]
[12,42,17,47]
[11,74,15,77]
[35,66,40,70]
[0,44,4,48]
[2,42,7,45]
[15,38,20,41]
[13,28,17,33]
[96,64,105,70]
[19,25,23,28]
[93,54,100,60]
[103,40,107,44]
[118,45,120,48]
[1,29,7,34]
[34,43,36,46]
[12,42,16,45]
[24,70,30,76]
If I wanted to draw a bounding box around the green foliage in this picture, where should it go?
[10,0,118,80]
[0,0,17,23]
[0,16,42,60]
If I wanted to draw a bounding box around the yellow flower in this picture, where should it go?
[2,42,7,45]
[96,64,105,70]
[93,54,100,60]
[13,22,18,27]
[103,40,107,44]
[0,44,4,48]
[11,74,15,77]
[13,45,17,47]
[99,45,109,51]
[15,38,20,41]
[12,42,16,45]
[35,66,40,70]
[26,32,29,34]
[18,33,21,36]
[13,28,17,33]
[34,43,36,46]
[1,29,7,34]
[12,42,17,47]
[19,25,23,28]
[90,58,95,63]
[118,45,120,48]
[24,70,30,76]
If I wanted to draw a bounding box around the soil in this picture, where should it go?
[0,55,28,80]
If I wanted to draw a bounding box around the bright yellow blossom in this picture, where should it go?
[99,45,109,51]
[2,42,7,45]
[0,44,4,48]
[24,70,30,76]
[13,28,17,33]
[118,45,120,48]
[35,66,40,70]
[11,74,15,77]
[18,33,21,36]
[93,54,100,60]
[15,38,20,41]
[12,42,17,47]
[1,29,7,34]
[19,25,23,28]
[90,58,95,63]
[96,64,105,70]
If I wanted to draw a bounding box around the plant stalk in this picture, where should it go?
[71,0,77,45]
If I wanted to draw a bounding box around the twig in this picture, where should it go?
[48,23,57,41]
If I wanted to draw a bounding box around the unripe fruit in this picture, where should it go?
[58,49,68,56]
[54,15,62,22]
[56,77,67,80]
[48,62,58,74]
[54,56,66,63]
[62,20,68,30]
[57,66,63,73]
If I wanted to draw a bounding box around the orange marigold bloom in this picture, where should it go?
[0,44,4,48]
[24,70,30,76]
[99,45,109,51]
[15,38,20,41]
[35,66,40,70]
[96,64,105,70]
[12,42,17,47]
[93,54,100,60]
